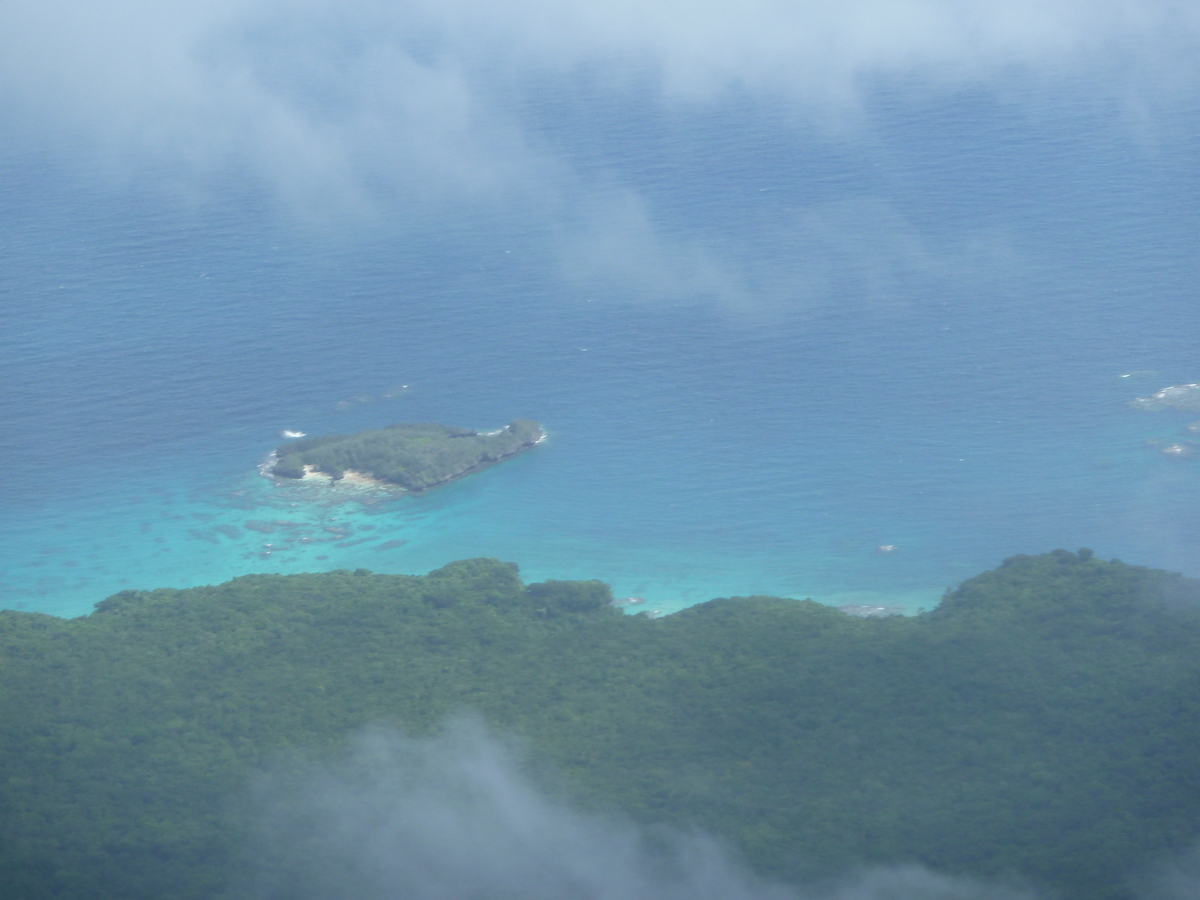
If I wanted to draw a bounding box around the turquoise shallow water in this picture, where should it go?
[3,337,1198,620]
[3,84,1200,619]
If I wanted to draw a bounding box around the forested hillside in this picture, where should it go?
[1,551,1198,899]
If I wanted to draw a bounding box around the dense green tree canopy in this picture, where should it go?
[1,551,1198,899]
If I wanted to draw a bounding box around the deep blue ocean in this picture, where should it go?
[3,85,1199,620]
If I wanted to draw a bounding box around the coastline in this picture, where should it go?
[394,425,545,493]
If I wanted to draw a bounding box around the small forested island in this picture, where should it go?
[2,551,1200,899]
[268,419,543,490]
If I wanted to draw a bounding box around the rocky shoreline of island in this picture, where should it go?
[261,419,544,493]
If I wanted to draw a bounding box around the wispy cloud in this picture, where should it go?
[557,192,1023,316]
[236,718,1040,900]
[1,0,1195,310]
[3,0,1195,185]
[1141,845,1200,900]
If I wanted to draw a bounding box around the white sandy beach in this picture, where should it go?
[300,465,392,488]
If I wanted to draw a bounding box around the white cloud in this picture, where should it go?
[2,0,1196,183]
[238,719,1041,900]
[0,0,1195,309]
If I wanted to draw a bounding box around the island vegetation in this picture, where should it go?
[1,551,1199,899]
[269,419,543,489]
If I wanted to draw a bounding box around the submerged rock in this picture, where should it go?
[1131,383,1200,412]
[1161,443,1195,458]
